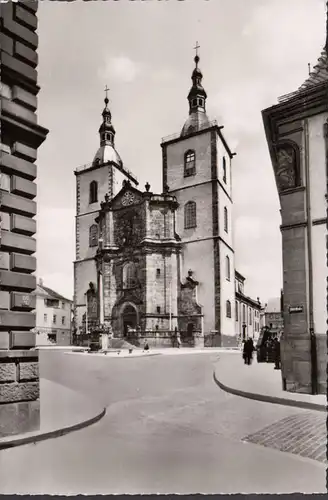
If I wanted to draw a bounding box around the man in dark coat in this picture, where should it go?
[273,336,281,369]
[243,338,254,365]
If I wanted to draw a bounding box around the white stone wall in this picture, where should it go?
[181,239,214,333]
[219,240,235,337]
[166,131,212,191]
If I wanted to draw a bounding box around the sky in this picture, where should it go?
[35,0,325,303]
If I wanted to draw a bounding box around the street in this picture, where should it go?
[0,351,325,494]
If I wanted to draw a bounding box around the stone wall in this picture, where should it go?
[0,1,48,436]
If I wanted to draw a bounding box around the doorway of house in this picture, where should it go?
[122,304,138,337]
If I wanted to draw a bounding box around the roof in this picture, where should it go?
[181,110,210,137]
[235,270,246,282]
[93,144,122,168]
[33,284,72,303]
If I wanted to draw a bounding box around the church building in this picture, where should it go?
[74,51,254,348]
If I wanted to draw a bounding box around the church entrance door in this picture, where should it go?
[121,304,138,337]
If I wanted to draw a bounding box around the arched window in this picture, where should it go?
[184,150,196,177]
[89,224,98,247]
[224,206,228,233]
[226,300,231,318]
[89,181,98,204]
[184,201,197,229]
[225,255,230,281]
[123,262,137,289]
[223,156,227,183]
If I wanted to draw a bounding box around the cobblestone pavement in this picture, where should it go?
[243,412,327,465]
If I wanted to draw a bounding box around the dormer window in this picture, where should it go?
[184,150,196,177]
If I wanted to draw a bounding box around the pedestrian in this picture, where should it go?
[243,338,254,365]
[247,338,254,365]
[143,340,149,352]
[273,336,281,370]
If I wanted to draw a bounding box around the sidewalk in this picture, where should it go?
[0,378,105,450]
[214,352,326,412]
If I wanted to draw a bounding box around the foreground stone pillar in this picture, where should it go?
[0,1,49,435]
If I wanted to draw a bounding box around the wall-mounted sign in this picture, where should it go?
[289,305,303,314]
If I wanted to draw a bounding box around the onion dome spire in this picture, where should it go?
[187,42,207,114]
[99,85,116,147]
[92,86,123,168]
[181,42,210,137]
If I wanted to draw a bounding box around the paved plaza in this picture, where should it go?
[0,350,325,494]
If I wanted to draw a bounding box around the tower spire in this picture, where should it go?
[187,42,207,114]
[99,85,115,147]
[180,42,210,136]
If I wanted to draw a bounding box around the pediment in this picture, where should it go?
[111,183,144,209]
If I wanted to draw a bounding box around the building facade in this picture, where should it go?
[234,271,262,342]
[262,6,328,394]
[0,1,48,435]
[32,280,73,346]
[74,52,262,347]
[74,93,138,339]
[262,296,284,336]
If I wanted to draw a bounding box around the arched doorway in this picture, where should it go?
[121,303,138,337]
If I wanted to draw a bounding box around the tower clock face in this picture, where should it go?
[122,192,135,206]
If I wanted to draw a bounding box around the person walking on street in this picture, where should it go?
[273,336,281,369]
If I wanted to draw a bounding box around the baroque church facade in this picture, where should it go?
[74,53,257,347]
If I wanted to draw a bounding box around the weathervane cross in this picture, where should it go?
[104,84,110,100]
[193,41,200,57]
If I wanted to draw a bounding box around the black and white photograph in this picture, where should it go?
[0,0,327,495]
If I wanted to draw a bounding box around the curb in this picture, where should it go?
[65,351,162,359]
[213,370,326,413]
[0,406,106,451]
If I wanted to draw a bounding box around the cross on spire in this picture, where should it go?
[104,84,110,100]
[193,41,200,57]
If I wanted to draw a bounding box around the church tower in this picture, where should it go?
[161,47,236,345]
[74,93,138,333]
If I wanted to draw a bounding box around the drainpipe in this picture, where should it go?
[304,119,317,395]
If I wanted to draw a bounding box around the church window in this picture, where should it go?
[225,255,230,281]
[156,268,161,277]
[249,308,252,325]
[198,98,203,107]
[223,157,227,183]
[89,224,98,247]
[89,181,98,204]
[226,300,231,318]
[224,206,228,233]
[242,304,246,323]
[184,150,196,177]
[123,262,137,289]
[157,306,161,314]
[184,201,197,229]
[192,99,197,107]
[235,301,238,321]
